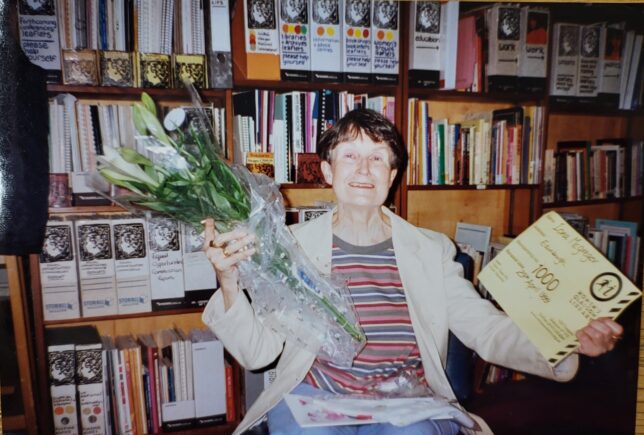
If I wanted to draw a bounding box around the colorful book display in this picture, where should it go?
[310,0,342,81]
[371,0,400,83]
[278,0,311,80]
[243,0,281,80]
[342,0,372,82]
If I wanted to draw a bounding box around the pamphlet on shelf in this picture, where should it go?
[371,0,400,84]
[40,220,81,321]
[309,0,343,82]
[342,0,373,82]
[278,0,311,80]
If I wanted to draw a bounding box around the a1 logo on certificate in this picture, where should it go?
[478,211,641,366]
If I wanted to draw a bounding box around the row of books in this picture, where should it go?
[406,103,545,186]
[40,214,217,321]
[48,94,226,204]
[17,0,233,87]
[542,139,644,204]
[550,22,644,109]
[59,50,213,89]
[560,213,641,282]
[233,89,394,183]
[47,324,232,435]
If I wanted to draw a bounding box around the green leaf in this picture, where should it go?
[141,92,157,117]
[119,147,154,167]
[132,105,147,135]
[136,103,171,146]
[99,170,148,195]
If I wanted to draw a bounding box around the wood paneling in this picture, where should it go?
[280,188,336,208]
[546,114,629,149]
[47,312,205,337]
[407,189,511,239]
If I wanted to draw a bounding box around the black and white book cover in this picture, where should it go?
[550,23,580,96]
[47,341,79,434]
[518,7,549,93]
[408,1,442,88]
[206,0,233,88]
[112,217,152,314]
[181,223,217,307]
[279,0,311,80]
[245,0,280,54]
[40,220,81,320]
[371,0,399,83]
[310,0,342,81]
[75,218,118,317]
[486,4,520,92]
[342,0,372,82]
[76,341,106,434]
[148,216,187,310]
[17,0,62,80]
[577,24,602,97]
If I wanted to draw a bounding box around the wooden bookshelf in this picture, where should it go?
[21,1,644,434]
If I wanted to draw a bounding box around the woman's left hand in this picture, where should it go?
[576,317,623,357]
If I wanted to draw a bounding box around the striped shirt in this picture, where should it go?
[305,235,427,394]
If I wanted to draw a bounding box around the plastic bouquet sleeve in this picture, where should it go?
[93,86,365,366]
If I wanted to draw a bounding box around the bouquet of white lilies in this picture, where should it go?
[94,87,364,365]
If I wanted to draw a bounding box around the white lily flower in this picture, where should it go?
[97,146,160,188]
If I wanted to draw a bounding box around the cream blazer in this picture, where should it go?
[202,207,579,435]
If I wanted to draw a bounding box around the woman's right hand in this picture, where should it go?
[202,218,256,309]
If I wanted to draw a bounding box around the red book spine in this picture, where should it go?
[225,362,236,422]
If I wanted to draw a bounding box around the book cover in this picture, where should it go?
[371,0,399,84]
[598,23,625,102]
[137,52,172,88]
[112,216,152,314]
[577,24,602,97]
[190,329,227,426]
[243,0,281,80]
[486,5,520,92]
[173,54,207,88]
[40,220,81,321]
[18,0,62,80]
[309,0,342,82]
[518,7,549,94]
[278,0,311,81]
[74,218,118,317]
[295,152,324,184]
[76,338,107,434]
[206,0,233,88]
[47,341,79,434]
[550,23,580,96]
[99,50,134,87]
[408,1,442,88]
[180,223,217,308]
[147,216,187,310]
[246,151,276,178]
[298,206,331,222]
[46,326,104,435]
[342,0,372,83]
[455,14,476,90]
[62,49,99,85]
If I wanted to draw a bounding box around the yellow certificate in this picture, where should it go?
[478,211,641,366]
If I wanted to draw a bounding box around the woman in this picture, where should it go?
[202,109,622,435]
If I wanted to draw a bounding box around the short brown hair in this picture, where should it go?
[316,108,408,175]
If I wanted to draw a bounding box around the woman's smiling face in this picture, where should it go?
[321,133,397,210]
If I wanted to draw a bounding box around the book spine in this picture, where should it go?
[225,362,236,422]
